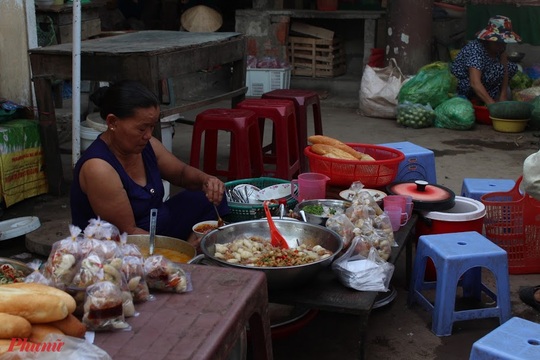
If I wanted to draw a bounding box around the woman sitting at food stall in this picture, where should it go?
[70,80,228,247]
[451,15,521,105]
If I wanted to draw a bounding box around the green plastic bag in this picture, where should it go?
[398,62,457,108]
[396,101,435,129]
[434,97,475,130]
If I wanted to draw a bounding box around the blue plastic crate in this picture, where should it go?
[461,178,516,201]
[379,142,436,184]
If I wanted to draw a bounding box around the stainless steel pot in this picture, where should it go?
[199,220,343,290]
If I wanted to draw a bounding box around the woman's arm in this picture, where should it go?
[79,158,147,235]
[151,138,225,205]
[469,67,496,105]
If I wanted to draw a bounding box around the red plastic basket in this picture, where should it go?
[304,143,405,188]
[481,176,540,274]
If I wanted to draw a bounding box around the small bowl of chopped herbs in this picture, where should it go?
[295,199,350,226]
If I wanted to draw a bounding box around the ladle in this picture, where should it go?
[148,208,158,255]
[213,204,225,227]
[263,201,289,249]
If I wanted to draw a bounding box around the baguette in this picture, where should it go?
[309,135,364,160]
[4,283,76,314]
[48,314,87,338]
[0,286,69,323]
[29,324,64,343]
[308,135,345,146]
[311,144,357,160]
[0,313,32,338]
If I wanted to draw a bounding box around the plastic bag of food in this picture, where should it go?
[122,255,152,303]
[510,70,533,91]
[398,62,456,108]
[325,214,356,249]
[70,251,105,289]
[21,259,53,286]
[42,225,84,288]
[83,217,121,242]
[144,255,192,293]
[82,281,131,332]
[118,232,143,259]
[514,86,540,102]
[396,101,435,129]
[434,96,475,130]
[332,239,394,292]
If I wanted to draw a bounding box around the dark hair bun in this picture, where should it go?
[89,86,110,107]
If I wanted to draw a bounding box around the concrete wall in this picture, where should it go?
[0,0,37,107]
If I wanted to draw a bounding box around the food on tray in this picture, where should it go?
[308,135,376,161]
[0,262,29,284]
[144,255,190,293]
[194,223,218,234]
[0,313,32,338]
[214,236,332,267]
[302,204,343,217]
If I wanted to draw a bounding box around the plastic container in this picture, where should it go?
[416,196,486,280]
[474,105,491,125]
[304,143,405,188]
[246,68,291,97]
[291,173,330,202]
[80,121,102,151]
[379,141,437,184]
[490,116,529,133]
[481,176,540,274]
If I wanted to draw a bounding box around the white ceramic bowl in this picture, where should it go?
[192,220,219,238]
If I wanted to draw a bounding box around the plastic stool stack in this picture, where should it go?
[262,89,323,172]
[379,141,436,183]
[408,231,512,336]
[469,317,540,359]
[461,178,516,201]
[189,108,263,181]
[236,98,300,180]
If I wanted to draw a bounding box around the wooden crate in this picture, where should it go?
[288,36,346,78]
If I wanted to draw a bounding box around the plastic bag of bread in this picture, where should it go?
[122,255,152,303]
[24,259,55,286]
[82,281,131,332]
[42,225,84,289]
[144,255,191,293]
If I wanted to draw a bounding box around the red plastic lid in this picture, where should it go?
[386,180,455,211]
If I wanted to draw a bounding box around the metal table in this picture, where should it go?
[28,30,247,195]
[94,264,273,360]
[269,214,417,360]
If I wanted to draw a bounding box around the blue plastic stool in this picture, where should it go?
[408,231,511,336]
[461,178,516,201]
[379,141,437,183]
[469,317,540,360]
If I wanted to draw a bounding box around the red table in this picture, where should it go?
[94,264,273,360]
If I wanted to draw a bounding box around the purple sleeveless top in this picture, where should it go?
[71,136,229,239]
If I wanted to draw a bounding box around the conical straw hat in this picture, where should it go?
[181,5,223,33]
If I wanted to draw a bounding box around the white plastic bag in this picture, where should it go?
[359,58,406,119]
[332,237,395,292]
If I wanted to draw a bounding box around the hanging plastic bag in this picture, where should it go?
[398,61,456,108]
[434,96,475,130]
[359,58,406,119]
[396,101,435,129]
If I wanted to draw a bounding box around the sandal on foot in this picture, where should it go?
[519,286,540,311]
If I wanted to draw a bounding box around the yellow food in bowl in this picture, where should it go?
[138,246,193,263]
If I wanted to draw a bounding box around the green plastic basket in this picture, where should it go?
[224,177,297,223]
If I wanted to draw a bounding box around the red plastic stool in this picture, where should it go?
[189,108,264,181]
[262,89,323,172]
[236,99,300,180]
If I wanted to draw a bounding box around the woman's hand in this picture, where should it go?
[202,175,225,205]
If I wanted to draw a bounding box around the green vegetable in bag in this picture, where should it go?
[396,101,435,129]
[434,97,475,130]
[398,62,457,108]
